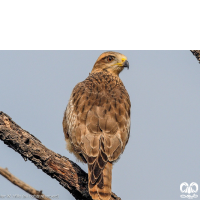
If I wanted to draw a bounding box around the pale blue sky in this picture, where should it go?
[0,51,200,200]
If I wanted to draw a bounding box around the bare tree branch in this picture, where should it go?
[0,111,120,200]
[191,50,200,63]
[0,166,51,200]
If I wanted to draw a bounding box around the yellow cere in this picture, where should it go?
[121,58,127,62]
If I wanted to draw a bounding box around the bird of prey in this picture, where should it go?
[63,51,131,200]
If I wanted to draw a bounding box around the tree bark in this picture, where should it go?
[191,50,200,63]
[0,111,120,200]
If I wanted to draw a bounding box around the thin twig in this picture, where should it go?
[191,50,200,63]
[0,167,51,200]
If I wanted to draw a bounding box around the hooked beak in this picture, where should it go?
[123,60,129,69]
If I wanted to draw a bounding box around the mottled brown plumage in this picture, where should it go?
[63,51,131,200]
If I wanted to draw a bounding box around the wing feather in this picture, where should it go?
[63,72,131,189]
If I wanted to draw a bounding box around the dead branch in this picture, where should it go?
[0,166,50,200]
[191,50,200,63]
[0,111,120,200]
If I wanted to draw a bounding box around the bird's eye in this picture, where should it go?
[107,56,114,62]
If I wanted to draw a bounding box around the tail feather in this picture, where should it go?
[88,162,112,200]
[97,162,112,200]
[89,184,100,200]
[88,165,100,200]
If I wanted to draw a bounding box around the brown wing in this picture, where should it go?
[63,72,131,199]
